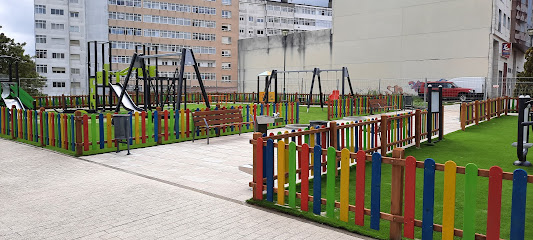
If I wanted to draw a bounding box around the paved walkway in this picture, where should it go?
[0,104,463,239]
[0,139,369,239]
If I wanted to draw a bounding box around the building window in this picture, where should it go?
[498,9,501,32]
[70,54,80,60]
[70,11,79,18]
[222,36,232,44]
[257,30,264,35]
[53,82,66,87]
[70,40,80,46]
[52,53,65,59]
[222,50,231,57]
[239,16,244,21]
[52,67,66,74]
[36,50,47,58]
[222,75,231,82]
[36,35,46,44]
[51,38,65,45]
[239,29,244,33]
[508,17,511,29]
[221,24,231,32]
[51,23,65,30]
[248,16,254,22]
[222,0,231,5]
[71,68,80,74]
[257,18,264,23]
[69,26,80,32]
[36,65,47,73]
[69,0,79,3]
[51,9,64,15]
[35,5,46,14]
[35,20,46,29]
[222,10,231,18]
[222,63,231,70]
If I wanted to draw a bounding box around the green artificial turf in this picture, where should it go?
[249,115,533,240]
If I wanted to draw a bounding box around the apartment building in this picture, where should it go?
[34,0,239,95]
[238,0,332,39]
[34,0,87,95]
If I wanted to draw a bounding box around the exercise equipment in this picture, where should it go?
[512,95,533,166]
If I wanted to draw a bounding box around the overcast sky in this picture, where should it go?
[0,0,35,55]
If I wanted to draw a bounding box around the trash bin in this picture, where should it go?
[113,114,131,155]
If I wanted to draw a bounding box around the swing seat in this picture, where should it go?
[512,142,533,149]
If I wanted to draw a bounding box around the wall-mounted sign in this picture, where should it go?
[502,43,511,58]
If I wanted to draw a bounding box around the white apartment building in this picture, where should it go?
[238,0,332,39]
[34,0,88,96]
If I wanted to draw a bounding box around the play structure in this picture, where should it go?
[259,67,354,110]
[513,95,533,166]
[87,41,210,113]
[0,56,35,110]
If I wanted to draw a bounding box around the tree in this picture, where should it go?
[0,33,46,96]
[515,48,533,96]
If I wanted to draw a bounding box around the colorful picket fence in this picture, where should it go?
[250,135,531,240]
[35,95,90,109]
[0,102,299,156]
[460,96,517,130]
[328,95,403,120]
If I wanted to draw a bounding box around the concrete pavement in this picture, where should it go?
[0,104,463,239]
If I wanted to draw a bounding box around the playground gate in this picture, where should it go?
[250,127,531,240]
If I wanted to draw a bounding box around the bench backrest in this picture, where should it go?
[192,109,243,127]
[369,98,388,108]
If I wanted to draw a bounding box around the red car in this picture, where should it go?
[417,82,475,101]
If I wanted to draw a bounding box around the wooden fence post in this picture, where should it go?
[505,96,509,115]
[74,111,83,156]
[380,115,388,156]
[474,100,480,125]
[156,107,163,144]
[10,106,15,140]
[486,99,491,121]
[40,107,45,146]
[460,102,466,131]
[390,148,405,240]
[415,109,421,148]
[252,132,262,200]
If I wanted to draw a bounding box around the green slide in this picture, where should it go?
[9,85,35,109]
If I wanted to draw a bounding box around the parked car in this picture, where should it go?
[448,77,485,99]
[417,81,475,101]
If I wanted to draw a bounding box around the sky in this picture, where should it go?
[0,0,36,55]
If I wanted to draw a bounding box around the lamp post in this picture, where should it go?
[282,29,289,101]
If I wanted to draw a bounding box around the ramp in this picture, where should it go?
[110,83,143,112]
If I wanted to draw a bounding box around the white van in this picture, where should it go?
[448,77,485,99]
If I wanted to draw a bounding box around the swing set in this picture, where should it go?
[259,67,354,110]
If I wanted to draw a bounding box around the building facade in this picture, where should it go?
[34,0,239,96]
[238,0,531,98]
[34,0,88,96]
[238,0,332,39]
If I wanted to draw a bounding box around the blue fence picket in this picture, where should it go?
[422,158,436,240]
[370,152,382,230]
[266,139,274,202]
[99,113,104,149]
[154,111,159,143]
[510,169,528,240]
[313,145,322,215]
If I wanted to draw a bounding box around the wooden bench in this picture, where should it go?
[369,98,394,114]
[192,109,251,144]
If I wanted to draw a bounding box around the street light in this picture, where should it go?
[282,29,289,101]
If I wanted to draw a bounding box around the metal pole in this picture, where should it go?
[283,34,287,101]
[427,84,432,144]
